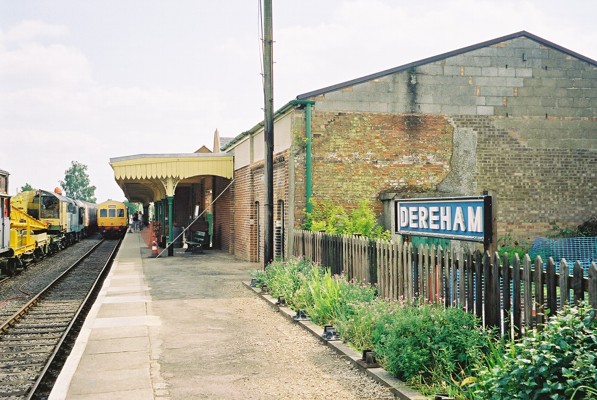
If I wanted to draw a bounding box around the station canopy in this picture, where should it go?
[110,153,233,204]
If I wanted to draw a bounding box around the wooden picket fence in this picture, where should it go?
[291,230,597,337]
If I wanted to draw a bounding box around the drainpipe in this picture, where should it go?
[291,99,315,213]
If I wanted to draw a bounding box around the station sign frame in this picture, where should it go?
[394,195,493,245]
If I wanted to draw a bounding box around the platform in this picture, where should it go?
[49,230,417,400]
[49,232,259,399]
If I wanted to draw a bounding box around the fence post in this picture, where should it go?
[458,248,465,309]
[546,257,557,317]
[502,254,511,337]
[559,259,569,307]
[428,245,435,303]
[523,254,533,330]
[369,238,377,286]
[475,250,483,320]
[452,248,459,308]
[487,252,500,328]
[414,245,421,299]
[534,256,544,329]
[443,248,450,308]
[466,251,474,313]
[512,254,522,339]
[573,261,584,304]
[590,262,597,312]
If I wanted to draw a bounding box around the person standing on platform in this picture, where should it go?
[132,212,139,232]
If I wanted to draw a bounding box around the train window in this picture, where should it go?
[100,209,107,217]
[109,209,116,218]
[41,195,59,218]
[118,209,125,217]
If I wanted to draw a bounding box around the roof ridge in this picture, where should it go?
[297,31,596,100]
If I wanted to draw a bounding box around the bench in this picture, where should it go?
[185,231,208,254]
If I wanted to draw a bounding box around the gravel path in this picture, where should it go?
[143,249,396,399]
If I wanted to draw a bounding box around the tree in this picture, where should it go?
[60,161,97,202]
[20,183,34,192]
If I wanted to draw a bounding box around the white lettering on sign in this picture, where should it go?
[440,207,451,230]
[399,205,484,233]
[409,207,418,228]
[453,207,465,232]
[429,206,439,229]
[418,207,428,229]
[468,206,483,233]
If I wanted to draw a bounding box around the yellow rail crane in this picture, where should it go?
[1,203,50,276]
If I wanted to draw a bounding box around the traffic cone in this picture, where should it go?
[152,240,158,257]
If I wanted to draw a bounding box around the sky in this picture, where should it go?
[1,0,595,202]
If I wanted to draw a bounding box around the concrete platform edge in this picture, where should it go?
[242,282,429,400]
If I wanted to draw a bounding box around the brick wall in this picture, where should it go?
[231,151,289,262]
[231,165,254,261]
[304,36,596,243]
[305,112,453,217]
[228,35,596,259]
[213,177,233,252]
[452,115,597,239]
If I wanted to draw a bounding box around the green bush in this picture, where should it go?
[335,297,399,352]
[304,198,391,239]
[467,302,597,399]
[372,303,491,388]
[256,259,493,397]
[497,233,530,262]
[303,266,377,327]
[260,257,316,310]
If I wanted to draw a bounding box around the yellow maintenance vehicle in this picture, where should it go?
[0,196,51,277]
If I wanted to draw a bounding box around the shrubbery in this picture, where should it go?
[304,199,391,239]
[467,302,597,399]
[253,258,491,396]
[372,303,490,387]
[253,258,597,398]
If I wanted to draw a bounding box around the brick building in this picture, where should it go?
[221,31,596,262]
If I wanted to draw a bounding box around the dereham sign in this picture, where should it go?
[394,196,493,245]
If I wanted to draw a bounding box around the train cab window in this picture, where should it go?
[118,209,125,217]
[100,209,107,218]
[108,209,116,218]
[41,195,59,218]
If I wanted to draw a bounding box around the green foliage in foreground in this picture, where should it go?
[253,258,491,396]
[466,302,597,400]
[372,303,491,388]
[254,258,597,398]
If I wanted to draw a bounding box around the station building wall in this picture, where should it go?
[296,35,596,241]
[227,33,596,261]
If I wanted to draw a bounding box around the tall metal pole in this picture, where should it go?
[263,0,274,267]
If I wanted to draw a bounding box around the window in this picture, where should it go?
[275,200,285,259]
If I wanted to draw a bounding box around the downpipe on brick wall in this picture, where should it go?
[290,99,315,213]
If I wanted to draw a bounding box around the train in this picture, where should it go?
[11,188,99,247]
[97,200,128,239]
[0,169,100,276]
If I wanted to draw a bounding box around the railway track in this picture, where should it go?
[0,238,120,399]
